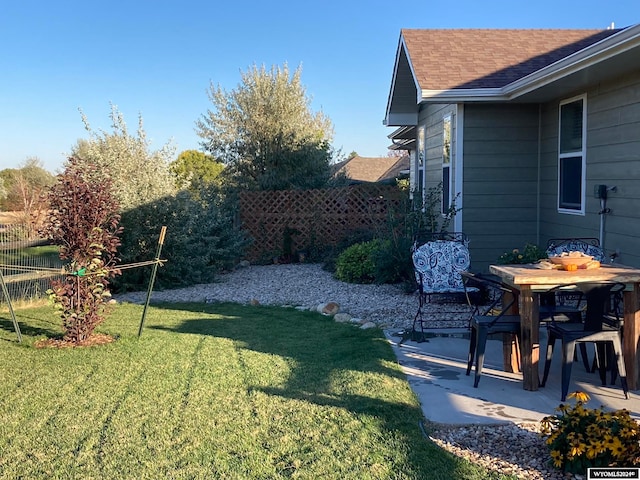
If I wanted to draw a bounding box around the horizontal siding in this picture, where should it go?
[420,103,456,192]
[539,70,640,266]
[588,142,640,164]
[462,104,539,273]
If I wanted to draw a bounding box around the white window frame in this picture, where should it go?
[417,125,426,201]
[557,94,587,215]
[441,114,452,215]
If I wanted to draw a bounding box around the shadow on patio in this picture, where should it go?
[384,327,640,425]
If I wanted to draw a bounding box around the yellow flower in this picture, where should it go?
[550,450,564,468]
[567,391,590,403]
[586,445,599,459]
[608,437,625,457]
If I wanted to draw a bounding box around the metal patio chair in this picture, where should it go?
[461,271,522,388]
[540,281,628,401]
[402,238,476,343]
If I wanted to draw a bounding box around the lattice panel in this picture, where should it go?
[239,184,405,262]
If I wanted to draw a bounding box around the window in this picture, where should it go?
[442,115,452,214]
[416,125,426,200]
[558,95,586,214]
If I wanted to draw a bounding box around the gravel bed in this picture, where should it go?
[115,263,575,479]
[115,263,470,329]
[427,423,580,479]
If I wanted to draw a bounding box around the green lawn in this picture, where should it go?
[0,302,514,479]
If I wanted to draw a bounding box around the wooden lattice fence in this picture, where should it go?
[239,184,406,262]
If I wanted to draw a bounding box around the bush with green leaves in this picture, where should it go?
[366,181,460,288]
[113,187,249,292]
[335,239,384,284]
[371,236,415,289]
[497,243,546,264]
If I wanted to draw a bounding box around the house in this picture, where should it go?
[331,155,409,184]
[385,25,640,272]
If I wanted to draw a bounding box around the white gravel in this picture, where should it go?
[115,263,470,329]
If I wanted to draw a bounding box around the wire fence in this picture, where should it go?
[0,221,64,305]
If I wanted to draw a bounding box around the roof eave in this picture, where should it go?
[504,24,640,99]
[421,88,508,102]
[385,34,421,126]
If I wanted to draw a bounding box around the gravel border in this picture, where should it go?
[115,263,576,479]
[115,263,470,329]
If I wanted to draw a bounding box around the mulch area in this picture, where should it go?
[34,333,116,348]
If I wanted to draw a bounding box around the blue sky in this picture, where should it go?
[1,1,638,173]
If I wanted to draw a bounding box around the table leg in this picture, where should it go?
[519,286,540,391]
[623,284,640,390]
[502,289,520,373]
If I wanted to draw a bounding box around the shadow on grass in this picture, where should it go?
[0,315,62,342]
[149,302,497,479]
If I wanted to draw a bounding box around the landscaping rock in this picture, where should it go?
[318,302,340,315]
[333,313,352,323]
[359,322,377,329]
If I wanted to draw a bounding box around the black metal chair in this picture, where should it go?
[540,284,591,372]
[540,281,628,401]
[539,237,604,324]
[540,238,605,368]
[402,238,476,343]
[462,272,521,388]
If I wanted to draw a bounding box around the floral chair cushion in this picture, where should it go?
[546,239,605,262]
[412,241,471,294]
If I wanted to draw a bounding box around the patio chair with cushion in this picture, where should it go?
[540,238,608,369]
[402,238,476,343]
[545,237,605,262]
[539,237,605,324]
[461,271,522,388]
[540,281,628,401]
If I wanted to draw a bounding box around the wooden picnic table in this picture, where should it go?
[489,263,640,391]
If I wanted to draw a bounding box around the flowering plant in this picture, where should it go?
[540,391,640,473]
[497,243,546,264]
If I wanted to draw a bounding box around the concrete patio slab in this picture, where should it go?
[384,328,640,425]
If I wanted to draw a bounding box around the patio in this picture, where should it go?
[385,327,640,425]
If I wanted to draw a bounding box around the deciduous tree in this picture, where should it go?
[0,158,55,236]
[40,156,122,344]
[72,104,177,211]
[196,63,335,190]
[170,149,224,193]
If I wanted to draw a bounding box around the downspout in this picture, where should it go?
[536,104,542,246]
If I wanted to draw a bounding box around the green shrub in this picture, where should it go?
[497,243,546,264]
[371,236,414,288]
[320,229,375,273]
[540,391,640,473]
[113,187,249,292]
[335,239,383,284]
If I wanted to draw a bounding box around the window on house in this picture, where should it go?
[558,95,586,214]
[417,125,426,201]
[442,115,452,215]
